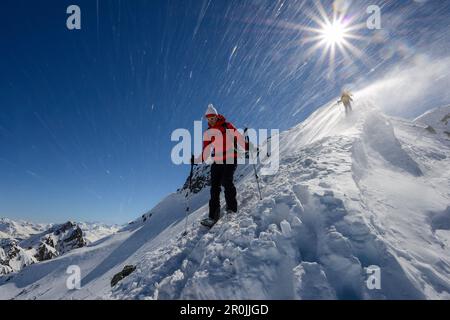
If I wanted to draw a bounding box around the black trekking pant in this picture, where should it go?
[209,162,238,220]
[344,102,352,115]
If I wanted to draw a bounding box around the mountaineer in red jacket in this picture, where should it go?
[194,104,248,228]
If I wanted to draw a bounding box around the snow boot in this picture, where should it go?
[201,218,218,228]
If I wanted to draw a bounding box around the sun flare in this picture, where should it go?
[321,19,348,46]
[278,1,368,79]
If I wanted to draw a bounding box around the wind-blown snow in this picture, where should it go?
[1,100,449,300]
[354,56,450,118]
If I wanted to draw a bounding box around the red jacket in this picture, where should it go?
[202,115,248,163]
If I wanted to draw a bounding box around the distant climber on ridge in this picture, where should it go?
[193,104,249,228]
[337,91,354,115]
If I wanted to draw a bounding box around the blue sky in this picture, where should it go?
[1,0,449,224]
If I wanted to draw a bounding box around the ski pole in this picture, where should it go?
[244,128,263,201]
[182,155,195,236]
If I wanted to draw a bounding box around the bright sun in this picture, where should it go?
[321,20,347,46]
[280,1,367,79]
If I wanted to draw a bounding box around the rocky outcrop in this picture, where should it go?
[36,242,58,262]
[111,265,136,287]
[0,221,87,274]
[179,164,211,195]
[34,222,86,262]
[425,125,436,134]
[0,239,37,274]
[441,113,450,125]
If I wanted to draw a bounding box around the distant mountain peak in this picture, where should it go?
[0,219,119,276]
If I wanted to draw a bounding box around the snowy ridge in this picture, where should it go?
[1,100,449,300]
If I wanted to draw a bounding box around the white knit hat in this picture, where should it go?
[205,103,218,118]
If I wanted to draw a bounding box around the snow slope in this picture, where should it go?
[1,100,449,300]
[413,105,450,143]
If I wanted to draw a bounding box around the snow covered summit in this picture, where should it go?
[0,218,49,241]
[0,219,119,276]
[1,101,449,300]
